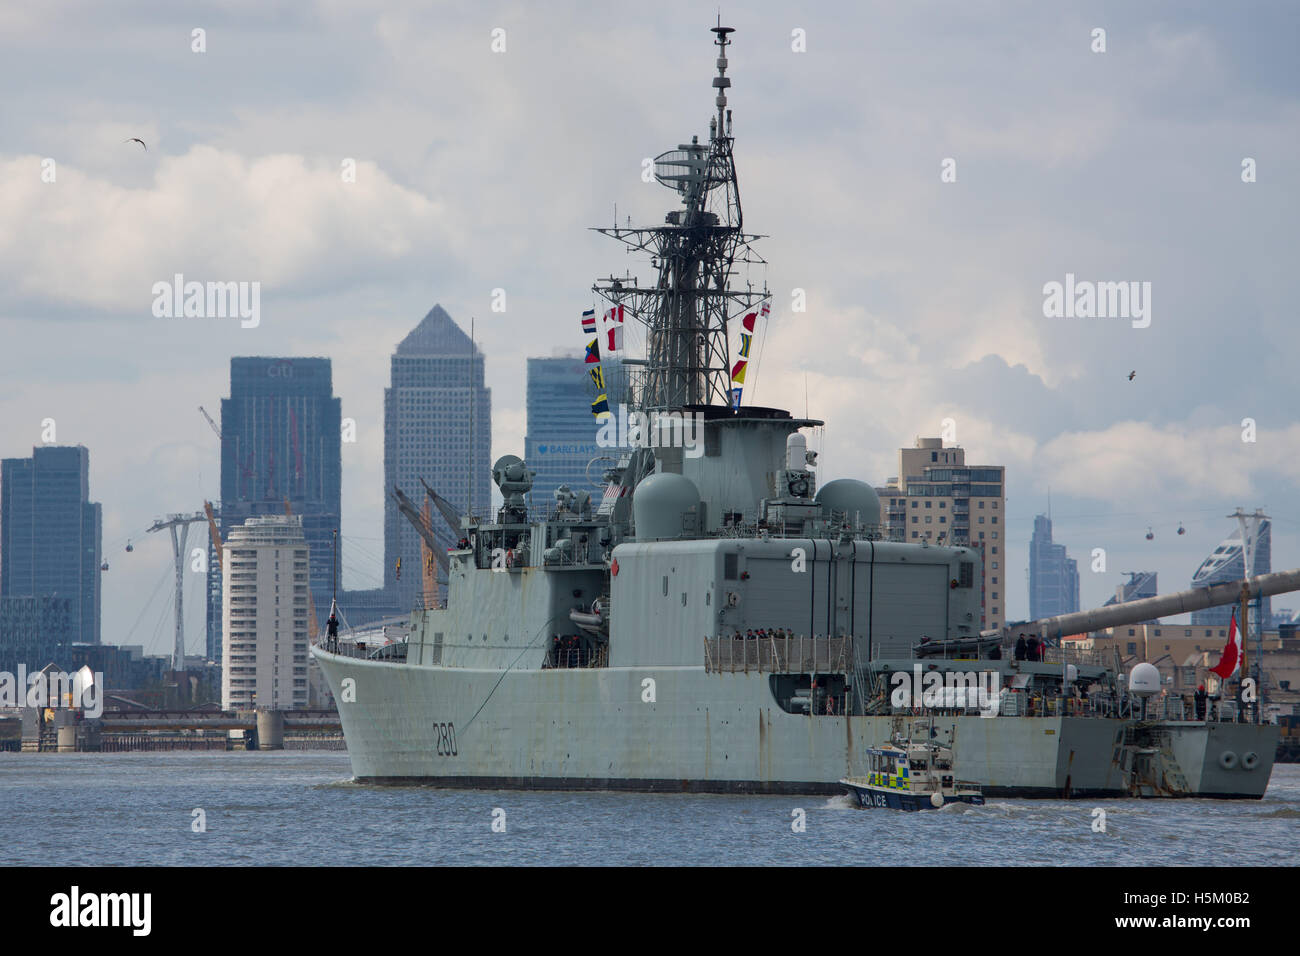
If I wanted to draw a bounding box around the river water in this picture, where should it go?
[1,753,1295,866]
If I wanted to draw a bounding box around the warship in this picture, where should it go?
[314,24,1297,798]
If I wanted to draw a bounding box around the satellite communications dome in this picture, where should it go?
[815,479,881,527]
[1129,662,1162,698]
[634,472,701,541]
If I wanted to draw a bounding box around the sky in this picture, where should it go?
[2,0,1298,656]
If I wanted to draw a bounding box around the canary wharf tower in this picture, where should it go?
[384,305,492,609]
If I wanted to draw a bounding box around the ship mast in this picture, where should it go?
[592,23,767,412]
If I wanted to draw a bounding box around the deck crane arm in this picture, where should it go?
[392,485,450,577]
[418,477,463,536]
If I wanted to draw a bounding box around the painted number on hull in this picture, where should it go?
[435,722,458,757]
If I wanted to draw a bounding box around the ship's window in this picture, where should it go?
[681,592,688,606]
[724,553,738,580]
[958,562,974,588]
[662,575,669,596]
[432,632,444,664]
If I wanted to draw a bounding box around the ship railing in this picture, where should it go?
[327,640,406,661]
[547,646,609,670]
[712,520,896,541]
[1042,647,1105,667]
[704,635,851,674]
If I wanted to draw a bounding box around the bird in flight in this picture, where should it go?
[125,137,147,151]
[1128,370,1136,381]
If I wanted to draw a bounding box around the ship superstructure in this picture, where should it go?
[313,25,1294,798]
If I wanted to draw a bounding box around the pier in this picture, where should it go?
[0,708,344,753]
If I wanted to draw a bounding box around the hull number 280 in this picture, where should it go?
[435,722,458,756]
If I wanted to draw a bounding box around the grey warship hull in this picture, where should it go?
[313,649,1277,798]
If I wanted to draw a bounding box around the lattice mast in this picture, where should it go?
[593,24,767,412]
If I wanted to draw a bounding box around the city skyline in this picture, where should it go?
[1028,513,1081,621]
[524,354,605,514]
[2,4,1297,652]
[384,304,491,609]
[214,356,342,660]
[0,445,102,646]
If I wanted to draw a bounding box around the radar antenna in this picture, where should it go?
[592,24,767,411]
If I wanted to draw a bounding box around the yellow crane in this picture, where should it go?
[203,500,223,570]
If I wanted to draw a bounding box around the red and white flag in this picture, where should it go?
[603,304,624,352]
[1210,609,1242,680]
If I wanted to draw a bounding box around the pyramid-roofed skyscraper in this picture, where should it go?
[384,304,491,609]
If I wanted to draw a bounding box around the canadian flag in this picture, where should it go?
[604,304,624,353]
[1210,609,1242,680]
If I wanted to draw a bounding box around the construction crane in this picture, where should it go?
[203,501,223,571]
[283,499,320,641]
[198,406,221,440]
[420,499,438,608]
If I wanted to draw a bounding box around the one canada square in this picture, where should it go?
[384,305,491,609]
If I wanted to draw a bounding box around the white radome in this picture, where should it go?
[1129,662,1162,698]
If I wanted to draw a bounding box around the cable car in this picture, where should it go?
[100,562,109,571]
[1177,524,1186,535]
[1145,527,1154,541]
[125,539,134,553]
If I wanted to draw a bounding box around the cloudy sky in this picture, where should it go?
[2,1,1298,655]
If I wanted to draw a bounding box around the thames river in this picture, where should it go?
[1,753,1296,866]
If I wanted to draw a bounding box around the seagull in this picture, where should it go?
[1128,370,1136,381]
[125,137,147,151]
